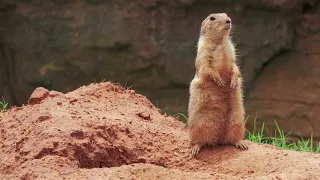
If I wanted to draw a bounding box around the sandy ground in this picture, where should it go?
[0,82,319,179]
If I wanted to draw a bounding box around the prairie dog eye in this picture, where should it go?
[210,16,216,21]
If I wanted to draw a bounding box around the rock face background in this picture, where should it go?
[0,0,319,141]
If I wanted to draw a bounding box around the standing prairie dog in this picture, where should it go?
[188,13,248,157]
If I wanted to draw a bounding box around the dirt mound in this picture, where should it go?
[0,82,319,179]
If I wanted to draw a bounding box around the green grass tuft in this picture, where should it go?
[173,113,189,123]
[174,113,320,153]
[246,117,320,153]
[0,97,8,112]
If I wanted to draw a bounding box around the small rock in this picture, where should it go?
[137,112,151,121]
[69,99,78,104]
[28,87,49,105]
[37,114,52,122]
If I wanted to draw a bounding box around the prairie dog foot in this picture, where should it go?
[233,141,248,150]
[190,144,202,157]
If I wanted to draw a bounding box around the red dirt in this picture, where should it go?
[0,82,319,179]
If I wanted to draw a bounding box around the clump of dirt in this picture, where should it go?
[0,82,319,179]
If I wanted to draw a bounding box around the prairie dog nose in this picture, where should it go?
[226,19,231,24]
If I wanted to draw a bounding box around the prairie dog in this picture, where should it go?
[188,13,248,157]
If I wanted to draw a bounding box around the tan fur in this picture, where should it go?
[188,13,248,157]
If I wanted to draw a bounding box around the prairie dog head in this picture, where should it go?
[200,13,232,40]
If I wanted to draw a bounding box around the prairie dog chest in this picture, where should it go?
[215,40,235,73]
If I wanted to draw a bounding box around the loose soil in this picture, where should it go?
[0,82,319,179]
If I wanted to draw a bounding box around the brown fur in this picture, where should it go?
[188,13,248,157]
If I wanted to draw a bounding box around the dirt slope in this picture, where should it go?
[0,82,319,180]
